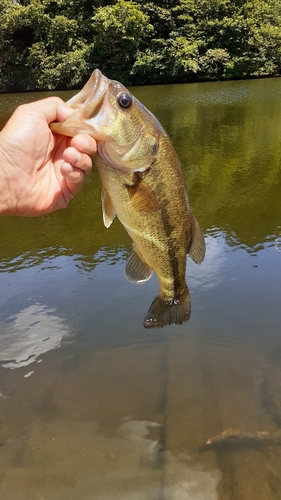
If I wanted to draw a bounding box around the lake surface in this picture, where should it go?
[0,77,281,499]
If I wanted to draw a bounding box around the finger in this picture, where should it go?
[70,134,97,157]
[60,162,86,185]
[18,97,74,125]
[63,147,92,175]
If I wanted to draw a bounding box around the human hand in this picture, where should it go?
[0,97,97,216]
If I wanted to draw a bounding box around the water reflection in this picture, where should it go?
[0,245,128,275]
[0,303,71,370]
[140,80,281,249]
[2,79,281,255]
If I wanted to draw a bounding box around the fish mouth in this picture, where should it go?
[66,69,109,110]
[50,69,109,138]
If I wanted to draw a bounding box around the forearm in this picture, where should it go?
[0,141,14,216]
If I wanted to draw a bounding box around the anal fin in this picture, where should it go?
[188,213,206,265]
[125,247,153,284]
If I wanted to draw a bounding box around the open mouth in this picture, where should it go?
[66,69,109,110]
[49,69,109,138]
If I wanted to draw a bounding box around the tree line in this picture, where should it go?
[1,0,281,92]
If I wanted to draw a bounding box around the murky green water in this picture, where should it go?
[0,78,281,499]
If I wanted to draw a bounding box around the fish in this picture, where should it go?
[201,428,281,451]
[50,69,205,328]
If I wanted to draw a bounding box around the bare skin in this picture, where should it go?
[0,97,97,216]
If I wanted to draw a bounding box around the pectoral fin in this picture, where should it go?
[125,247,153,283]
[188,214,206,265]
[101,188,116,228]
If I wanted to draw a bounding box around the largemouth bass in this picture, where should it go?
[50,69,205,328]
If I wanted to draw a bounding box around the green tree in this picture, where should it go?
[90,0,152,83]
[1,0,281,91]
[132,36,200,84]
[173,0,281,80]
[0,0,92,91]
[0,0,47,90]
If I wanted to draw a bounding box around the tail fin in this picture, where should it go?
[143,289,191,329]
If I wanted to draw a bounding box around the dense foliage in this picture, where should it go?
[1,0,281,91]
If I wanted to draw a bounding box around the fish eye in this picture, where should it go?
[117,93,132,109]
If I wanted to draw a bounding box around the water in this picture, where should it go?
[0,78,281,499]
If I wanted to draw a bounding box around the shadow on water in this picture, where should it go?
[0,78,281,499]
